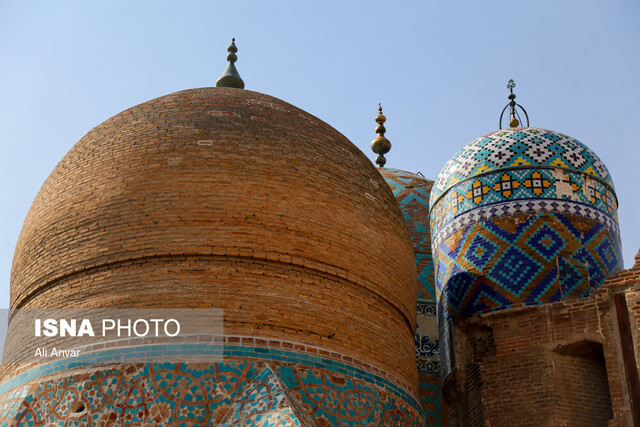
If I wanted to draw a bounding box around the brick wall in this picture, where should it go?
[552,342,613,425]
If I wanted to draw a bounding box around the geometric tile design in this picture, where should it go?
[557,258,590,298]
[0,345,427,426]
[380,168,440,425]
[463,234,499,270]
[381,168,435,302]
[433,212,623,318]
[431,167,618,237]
[219,365,313,426]
[432,198,620,250]
[526,223,565,261]
[431,127,614,204]
[489,247,542,296]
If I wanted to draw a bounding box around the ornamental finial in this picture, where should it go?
[499,79,529,129]
[371,104,391,167]
[216,38,245,89]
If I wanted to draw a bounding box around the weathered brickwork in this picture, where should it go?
[4,257,417,393]
[552,344,613,425]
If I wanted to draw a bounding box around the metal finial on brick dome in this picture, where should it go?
[371,104,391,167]
[499,79,530,129]
[216,38,245,89]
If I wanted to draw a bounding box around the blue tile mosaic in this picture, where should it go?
[381,168,440,426]
[0,343,426,425]
[433,212,622,318]
[381,168,435,302]
[431,127,614,205]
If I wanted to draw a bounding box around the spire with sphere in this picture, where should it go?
[371,104,391,167]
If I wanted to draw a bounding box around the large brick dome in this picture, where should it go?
[11,87,418,391]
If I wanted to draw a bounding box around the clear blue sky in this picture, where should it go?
[1,1,638,308]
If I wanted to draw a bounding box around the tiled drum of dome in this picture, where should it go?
[430,128,623,380]
[0,359,426,426]
[381,168,441,425]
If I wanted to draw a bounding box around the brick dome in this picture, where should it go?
[11,87,418,390]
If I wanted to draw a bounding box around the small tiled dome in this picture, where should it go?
[430,126,623,382]
[430,127,622,319]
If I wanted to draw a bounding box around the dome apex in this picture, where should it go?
[431,127,615,209]
[499,79,530,129]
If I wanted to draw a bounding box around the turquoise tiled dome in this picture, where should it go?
[429,126,623,380]
[429,125,622,315]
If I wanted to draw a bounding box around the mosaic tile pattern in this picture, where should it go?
[434,212,622,318]
[219,365,312,426]
[432,198,621,251]
[0,343,426,426]
[430,128,622,385]
[430,167,617,237]
[381,168,435,301]
[415,303,439,375]
[418,377,442,426]
[380,169,440,426]
[431,127,614,204]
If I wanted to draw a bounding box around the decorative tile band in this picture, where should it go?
[0,340,423,418]
[415,302,439,375]
[432,198,621,250]
[417,302,436,317]
[430,167,617,236]
[0,359,426,426]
